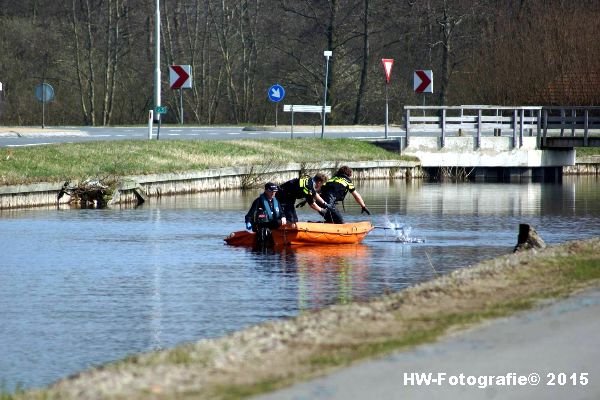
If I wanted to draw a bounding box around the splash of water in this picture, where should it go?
[382,215,425,243]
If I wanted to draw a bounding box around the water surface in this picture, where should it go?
[1,177,599,390]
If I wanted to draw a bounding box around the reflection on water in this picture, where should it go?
[284,245,370,309]
[1,176,599,391]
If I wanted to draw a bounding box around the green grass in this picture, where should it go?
[576,147,600,156]
[0,139,416,186]
[555,256,600,282]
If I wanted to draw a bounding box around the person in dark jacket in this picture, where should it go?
[245,182,286,245]
[276,173,328,223]
[319,166,370,224]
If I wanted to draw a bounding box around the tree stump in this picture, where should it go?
[513,224,546,253]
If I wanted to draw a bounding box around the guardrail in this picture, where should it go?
[283,105,331,138]
[404,106,600,148]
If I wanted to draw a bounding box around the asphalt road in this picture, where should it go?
[0,126,405,147]
[256,287,600,400]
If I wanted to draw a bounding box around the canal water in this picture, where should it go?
[1,177,599,391]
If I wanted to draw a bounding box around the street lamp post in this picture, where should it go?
[321,50,332,139]
[154,0,161,124]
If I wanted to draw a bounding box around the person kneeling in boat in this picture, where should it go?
[319,166,370,224]
[276,173,329,224]
[245,182,286,245]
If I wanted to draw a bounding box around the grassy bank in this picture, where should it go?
[7,237,598,400]
[576,147,600,156]
[0,139,415,186]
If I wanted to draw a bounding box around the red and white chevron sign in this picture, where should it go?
[414,70,433,93]
[169,65,192,89]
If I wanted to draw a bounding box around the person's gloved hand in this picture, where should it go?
[318,209,327,217]
[361,206,371,215]
[296,200,307,208]
[245,222,252,231]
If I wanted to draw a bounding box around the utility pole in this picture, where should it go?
[154,0,161,124]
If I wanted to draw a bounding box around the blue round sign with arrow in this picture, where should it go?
[268,84,285,103]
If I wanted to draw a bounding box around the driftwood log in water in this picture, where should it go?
[514,223,547,252]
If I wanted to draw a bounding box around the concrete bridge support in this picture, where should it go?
[404,137,573,182]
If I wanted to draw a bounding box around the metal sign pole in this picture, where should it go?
[180,89,184,125]
[0,82,3,122]
[42,82,46,129]
[275,103,278,127]
[385,83,389,139]
[321,51,332,139]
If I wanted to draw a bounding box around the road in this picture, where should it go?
[256,287,600,400]
[0,126,405,147]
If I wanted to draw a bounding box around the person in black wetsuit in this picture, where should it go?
[276,173,328,223]
[244,182,286,245]
[319,166,370,224]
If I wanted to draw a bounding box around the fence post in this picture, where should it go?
[290,105,294,139]
[405,108,411,147]
[519,109,524,148]
[560,109,565,136]
[441,108,446,148]
[571,109,576,137]
[512,109,517,149]
[584,108,589,147]
[476,108,482,149]
[543,109,548,147]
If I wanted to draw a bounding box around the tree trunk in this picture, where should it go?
[353,0,369,125]
[70,0,90,125]
[514,224,546,252]
[84,0,96,125]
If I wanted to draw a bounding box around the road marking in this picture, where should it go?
[6,143,53,147]
[227,132,241,135]
[168,134,181,136]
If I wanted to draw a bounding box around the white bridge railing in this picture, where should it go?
[404,106,542,148]
[542,107,600,147]
[404,105,600,148]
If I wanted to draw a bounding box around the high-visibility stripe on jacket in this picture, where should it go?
[321,174,355,203]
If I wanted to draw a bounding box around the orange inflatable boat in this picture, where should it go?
[224,221,373,247]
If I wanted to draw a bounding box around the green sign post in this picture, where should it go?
[154,106,167,140]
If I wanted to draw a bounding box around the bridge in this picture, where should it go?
[391,106,600,181]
